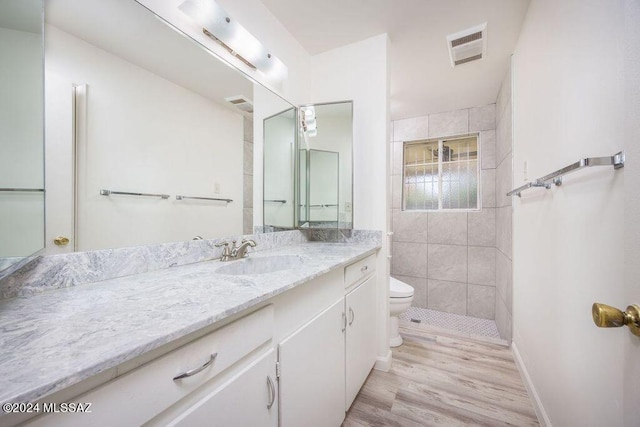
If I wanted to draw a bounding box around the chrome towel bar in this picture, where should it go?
[507,151,624,197]
[264,199,287,203]
[176,195,232,203]
[100,189,170,199]
[0,188,44,192]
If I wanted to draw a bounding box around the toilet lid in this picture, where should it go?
[390,277,414,298]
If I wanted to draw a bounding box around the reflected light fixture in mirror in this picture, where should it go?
[300,106,317,147]
[178,0,288,81]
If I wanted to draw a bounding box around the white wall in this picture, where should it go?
[512,1,625,425]
[0,26,44,257]
[309,34,391,363]
[46,25,243,251]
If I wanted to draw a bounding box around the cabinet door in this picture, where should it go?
[166,349,277,427]
[345,276,377,409]
[278,298,346,427]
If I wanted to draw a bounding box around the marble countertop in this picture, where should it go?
[0,242,379,405]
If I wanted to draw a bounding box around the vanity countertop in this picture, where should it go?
[0,241,379,406]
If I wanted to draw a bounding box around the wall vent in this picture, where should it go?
[225,95,254,115]
[446,23,487,67]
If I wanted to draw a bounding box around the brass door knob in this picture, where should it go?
[592,303,640,336]
[53,236,70,246]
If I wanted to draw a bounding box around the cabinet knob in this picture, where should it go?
[54,236,70,246]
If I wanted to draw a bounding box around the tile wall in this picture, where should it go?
[390,104,499,320]
[495,62,514,341]
[243,117,253,234]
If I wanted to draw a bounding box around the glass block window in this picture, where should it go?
[403,135,479,211]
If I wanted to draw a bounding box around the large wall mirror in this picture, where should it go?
[36,0,295,253]
[298,102,353,229]
[0,0,45,277]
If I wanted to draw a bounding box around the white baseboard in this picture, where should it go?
[374,349,392,372]
[511,341,552,427]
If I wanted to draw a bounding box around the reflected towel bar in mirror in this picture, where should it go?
[0,188,45,192]
[507,151,625,197]
[265,199,287,203]
[309,204,338,208]
[100,189,170,199]
[176,195,232,203]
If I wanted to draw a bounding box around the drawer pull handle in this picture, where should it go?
[267,376,276,409]
[349,307,355,326]
[173,353,218,380]
[360,266,368,273]
[342,312,347,332]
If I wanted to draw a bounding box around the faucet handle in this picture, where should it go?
[215,241,232,261]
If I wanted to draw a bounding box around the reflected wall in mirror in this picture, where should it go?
[263,108,296,229]
[42,0,295,252]
[0,0,45,276]
[299,150,339,224]
[298,102,353,229]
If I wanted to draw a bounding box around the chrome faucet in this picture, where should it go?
[234,239,257,259]
[215,239,257,261]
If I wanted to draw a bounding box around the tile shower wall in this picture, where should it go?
[495,62,513,341]
[243,117,253,234]
[390,104,498,319]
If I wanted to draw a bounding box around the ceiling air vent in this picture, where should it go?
[225,95,254,115]
[446,23,487,67]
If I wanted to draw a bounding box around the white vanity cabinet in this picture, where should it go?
[278,298,346,427]
[278,254,378,426]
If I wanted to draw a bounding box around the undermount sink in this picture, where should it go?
[214,254,306,276]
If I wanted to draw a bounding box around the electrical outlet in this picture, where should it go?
[214,182,221,194]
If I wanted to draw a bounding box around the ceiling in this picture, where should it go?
[259,0,530,120]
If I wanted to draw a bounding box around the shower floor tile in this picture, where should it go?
[399,306,501,340]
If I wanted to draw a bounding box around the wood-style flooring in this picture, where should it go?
[343,321,539,426]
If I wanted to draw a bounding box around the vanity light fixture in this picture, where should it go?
[179,0,288,81]
[300,106,317,138]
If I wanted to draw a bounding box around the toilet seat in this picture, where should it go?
[390,277,414,298]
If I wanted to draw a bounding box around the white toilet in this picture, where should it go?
[389,277,415,347]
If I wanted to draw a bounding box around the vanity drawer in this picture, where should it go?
[344,254,376,288]
[24,305,273,427]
